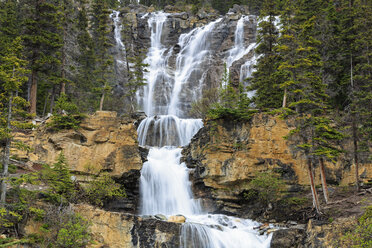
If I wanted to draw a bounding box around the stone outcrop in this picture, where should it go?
[14,111,142,177]
[73,204,182,248]
[183,114,372,216]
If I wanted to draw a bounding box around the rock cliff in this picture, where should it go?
[13,111,143,213]
[182,114,372,217]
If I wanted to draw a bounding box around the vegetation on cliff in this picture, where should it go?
[0,152,125,247]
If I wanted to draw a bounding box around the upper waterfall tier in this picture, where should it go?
[134,11,259,118]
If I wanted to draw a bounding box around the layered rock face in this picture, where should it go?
[73,205,181,248]
[13,112,143,212]
[14,111,142,176]
[182,114,372,215]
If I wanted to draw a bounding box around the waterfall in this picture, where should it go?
[140,12,171,116]
[140,147,201,215]
[137,115,203,147]
[224,15,258,89]
[111,11,127,72]
[134,11,272,248]
[168,18,222,117]
[226,16,252,68]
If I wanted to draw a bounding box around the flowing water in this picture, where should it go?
[112,10,272,247]
[111,11,127,76]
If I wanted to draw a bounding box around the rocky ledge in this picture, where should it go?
[182,114,372,219]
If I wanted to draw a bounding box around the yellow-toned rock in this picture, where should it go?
[13,111,142,177]
[168,215,186,223]
[184,114,372,199]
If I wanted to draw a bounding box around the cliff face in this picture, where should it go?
[183,114,372,216]
[14,111,141,176]
[73,204,181,248]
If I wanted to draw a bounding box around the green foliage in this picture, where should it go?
[85,173,126,207]
[0,207,22,229]
[40,152,76,204]
[244,171,286,205]
[29,207,46,222]
[340,206,372,248]
[56,214,91,248]
[285,196,309,206]
[190,88,219,118]
[48,94,85,131]
[207,65,257,121]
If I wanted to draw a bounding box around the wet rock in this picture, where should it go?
[168,215,186,223]
[155,214,168,221]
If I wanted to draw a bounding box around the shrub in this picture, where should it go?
[85,173,126,207]
[56,214,91,248]
[340,205,372,248]
[244,172,286,206]
[48,94,85,131]
[40,152,76,204]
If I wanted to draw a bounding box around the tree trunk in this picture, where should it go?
[49,86,56,114]
[352,117,360,192]
[319,158,329,204]
[350,54,360,192]
[282,87,287,108]
[1,92,13,204]
[60,28,66,95]
[308,158,321,214]
[99,92,105,111]
[42,90,51,117]
[29,70,37,114]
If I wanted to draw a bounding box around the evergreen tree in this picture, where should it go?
[249,0,283,109]
[126,50,148,113]
[74,4,98,112]
[278,1,334,213]
[0,37,29,204]
[91,0,114,111]
[21,0,63,115]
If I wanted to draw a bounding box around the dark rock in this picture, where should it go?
[139,146,149,163]
[105,169,141,214]
[270,228,305,248]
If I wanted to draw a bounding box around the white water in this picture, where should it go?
[137,115,203,147]
[140,147,201,215]
[168,18,222,116]
[136,12,272,248]
[111,11,126,71]
[140,12,171,116]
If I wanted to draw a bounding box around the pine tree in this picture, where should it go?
[249,0,283,109]
[91,0,114,111]
[74,4,98,112]
[126,50,148,113]
[21,0,63,115]
[0,37,29,204]
[278,1,330,213]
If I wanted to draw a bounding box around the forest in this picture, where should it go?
[0,0,371,247]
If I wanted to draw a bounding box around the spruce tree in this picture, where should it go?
[21,0,63,115]
[91,0,114,111]
[249,0,283,109]
[0,37,29,204]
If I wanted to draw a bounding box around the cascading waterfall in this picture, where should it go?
[133,11,272,248]
[168,18,222,117]
[225,15,258,89]
[111,11,127,72]
[140,12,171,116]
